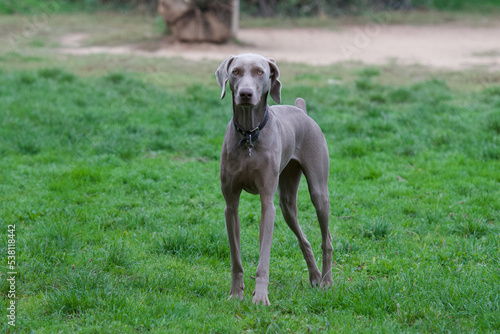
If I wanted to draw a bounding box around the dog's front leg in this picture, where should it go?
[253,193,276,306]
[224,196,245,301]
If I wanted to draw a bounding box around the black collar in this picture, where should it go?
[232,107,269,149]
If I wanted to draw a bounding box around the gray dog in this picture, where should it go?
[216,53,333,305]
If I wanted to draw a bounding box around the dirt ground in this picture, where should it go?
[59,23,500,70]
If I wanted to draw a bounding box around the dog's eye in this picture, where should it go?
[232,70,239,75]
[257,70,263,75]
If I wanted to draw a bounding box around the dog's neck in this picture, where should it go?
[232,94,269,131]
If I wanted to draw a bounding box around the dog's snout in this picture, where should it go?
[239,89,254,101]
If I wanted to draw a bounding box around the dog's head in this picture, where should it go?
[215,53,282,106]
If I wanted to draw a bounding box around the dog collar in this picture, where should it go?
[233,107,269,156]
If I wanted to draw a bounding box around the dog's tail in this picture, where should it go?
[295,98,307,114]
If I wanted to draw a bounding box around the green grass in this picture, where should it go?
[1,60,498,333]
[0,12,499,333]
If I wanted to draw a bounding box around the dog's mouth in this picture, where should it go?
[235,101,256,107]
[234,98,259,107]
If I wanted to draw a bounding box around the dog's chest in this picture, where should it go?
[236,162,265,195]
[221,151,276,195]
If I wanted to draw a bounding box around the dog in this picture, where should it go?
[216,53,333,305]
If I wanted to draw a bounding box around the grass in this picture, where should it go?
[0,12,499,334]
[240,10,500,30]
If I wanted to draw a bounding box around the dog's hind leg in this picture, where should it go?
[279,160,322,286]
[302,157,333,288]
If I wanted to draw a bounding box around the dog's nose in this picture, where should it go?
[239,89,254,101]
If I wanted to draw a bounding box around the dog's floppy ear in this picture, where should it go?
[267,57,282,104]
[215,55,235,100]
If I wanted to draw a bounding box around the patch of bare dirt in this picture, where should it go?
[60,33,89,48]
[59,23,500,70]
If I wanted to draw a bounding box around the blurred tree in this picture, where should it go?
[6,0,496,17]
[259,0,278,17]
[240,0,416,17]
[158,0,235,43]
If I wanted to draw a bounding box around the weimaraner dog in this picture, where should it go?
[216,53,333,305]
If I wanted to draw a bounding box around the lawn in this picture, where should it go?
[1,13,500,334]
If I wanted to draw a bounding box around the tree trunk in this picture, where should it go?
[158,0,234,43]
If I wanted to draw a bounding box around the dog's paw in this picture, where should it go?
[309,270,322,287]
[321,271,333,288]
[228,293,244,301]
[252,289,270,306]
[229,285,245,301]
[320,279,333,288]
